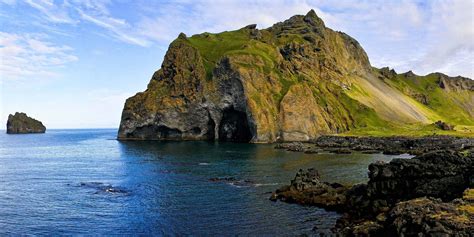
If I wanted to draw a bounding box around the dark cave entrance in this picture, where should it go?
[218,107,252,142]
[206,115,216,140]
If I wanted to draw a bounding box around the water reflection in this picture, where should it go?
[0,130,409,235]
[116,140,408,235]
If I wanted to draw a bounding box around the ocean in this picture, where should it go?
[0,129,410,235]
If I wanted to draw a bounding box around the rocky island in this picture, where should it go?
[6,112,46,134]
[118,9,473,142]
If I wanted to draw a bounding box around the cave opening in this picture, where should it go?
[218,107,252,142]
[206,115,216,140]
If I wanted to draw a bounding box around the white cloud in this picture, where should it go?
[413,0,474,78]
[304,0,473,78]
[0,32,78,81]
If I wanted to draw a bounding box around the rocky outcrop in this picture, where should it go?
[270,168,348,210]
[386,196,473,236]
[118,9,474,142]
[344,151,473,219]
[6,112,46,134]
[271,150,474,235]
[437,73,474,92]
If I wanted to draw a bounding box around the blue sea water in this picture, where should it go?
[0,129,410,235]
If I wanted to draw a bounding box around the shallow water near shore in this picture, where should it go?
[0,129,411,235]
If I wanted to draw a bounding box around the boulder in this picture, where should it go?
[434,120,455,130]
[270,168,348,210]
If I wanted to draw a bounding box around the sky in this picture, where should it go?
[0,0,473,129]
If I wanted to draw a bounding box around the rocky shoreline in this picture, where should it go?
[275,135,474,155]
[270,150,474,235]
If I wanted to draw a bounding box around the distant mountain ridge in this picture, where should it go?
[118,9,474,142]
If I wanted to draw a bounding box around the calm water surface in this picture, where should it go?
[0,129,411,235]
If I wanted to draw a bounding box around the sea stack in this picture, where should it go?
[6,112,46,134]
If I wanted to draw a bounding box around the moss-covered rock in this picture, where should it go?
[118,9,474,142]
[6,112,46,134]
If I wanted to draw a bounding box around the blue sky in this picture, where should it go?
[1,0,473,128]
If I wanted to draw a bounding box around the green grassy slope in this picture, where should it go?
[182,26,473,137]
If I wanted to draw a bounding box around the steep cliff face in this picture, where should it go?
[6,112,46,134]
[118,10,474,142]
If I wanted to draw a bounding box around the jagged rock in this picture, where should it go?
[243,24,257,29]
[387,197,473,236]
[409,92,430,105]
[343,151,474,218]
[270,168,348,210]
[404,70,417,77]
[379,67,397,79]
[6,112,46,134]
[437,73,474,92]
[272,150,474,235]
[118,9,474,142]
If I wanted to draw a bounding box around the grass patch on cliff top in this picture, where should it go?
[386,73,474,126]
[187,29,281,80]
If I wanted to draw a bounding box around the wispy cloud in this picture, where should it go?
[24,0,75,24]
[0,32,78,81]
[2,0,473,78]
[76,7,151,47]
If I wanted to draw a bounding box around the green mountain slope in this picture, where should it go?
[118,10,474,142]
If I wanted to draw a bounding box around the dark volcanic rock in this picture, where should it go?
[274,142,307,152]
[344,151,473,221]
[368,151,473,201]
[387,197,473,236]
[312,135,473,155]
[270,168,348,210]
[6,112,46,134]
[275,136,474,155]
[272,150,474,235]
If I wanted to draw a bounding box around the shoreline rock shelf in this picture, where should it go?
[271,150,474,235]
[275,136,474,155]
[6,112,46,134]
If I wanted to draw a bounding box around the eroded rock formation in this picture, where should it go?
[118,10,474,142]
